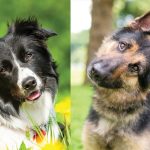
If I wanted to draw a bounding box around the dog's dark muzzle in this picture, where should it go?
[88,58,122,88]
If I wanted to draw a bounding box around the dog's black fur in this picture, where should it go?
[0,18,57,117]
[0,17,59,149]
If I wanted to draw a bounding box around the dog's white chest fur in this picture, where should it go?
[93,118,115,136]
[0,126,40,150]
[0,91,58,150]
[19,91,53,127]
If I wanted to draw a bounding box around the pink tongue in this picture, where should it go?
[27,91,41,101]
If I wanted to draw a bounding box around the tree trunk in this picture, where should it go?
[84,0,114,84]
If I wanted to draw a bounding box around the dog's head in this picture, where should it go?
[0,18,58,106]
[88,12,150,91]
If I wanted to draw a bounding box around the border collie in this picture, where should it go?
[0,18,59,149]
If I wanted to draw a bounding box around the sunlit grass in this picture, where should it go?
[71,85,93,150]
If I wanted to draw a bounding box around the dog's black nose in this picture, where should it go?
[90,63,109,80]
[22,77,37,90]
[88,58,123,88]
[88,59,116,81]
[92,63,108,76]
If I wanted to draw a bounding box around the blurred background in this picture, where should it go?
[0,0,70,100]
[71,0,150,149]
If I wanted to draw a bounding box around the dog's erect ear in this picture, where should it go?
[8,17,57,40]
[35,28,57,40]
[129,11,150,32]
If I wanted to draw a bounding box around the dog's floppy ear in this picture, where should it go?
[129,11,150,32]
[8,17,57,40]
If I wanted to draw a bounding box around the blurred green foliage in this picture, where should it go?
[71,31,89,65]
[0,0,70,98]
[114,0,150,17]
[113,0,150,27]
[71,31,89,53]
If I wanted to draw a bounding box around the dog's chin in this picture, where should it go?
[90,77,122,89]
[14,86,45,103]
[98,81,122,89]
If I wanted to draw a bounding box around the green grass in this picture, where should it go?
[71,85,93,150]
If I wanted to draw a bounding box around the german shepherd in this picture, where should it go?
[83,12,150,150]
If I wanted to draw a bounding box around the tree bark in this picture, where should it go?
[85,0,114,84]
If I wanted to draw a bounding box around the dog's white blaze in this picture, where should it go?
[11,52,42,90]
[17,68,42,90]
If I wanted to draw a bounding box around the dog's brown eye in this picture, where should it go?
[128,64,139,73]
[0,61,12,74]
[0,67,6,73]
[24,51,33,62]
[118,42,128,52]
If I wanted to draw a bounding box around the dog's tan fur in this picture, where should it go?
[83,89,150,150]
[83,121,150,150]
[83,12,150,150]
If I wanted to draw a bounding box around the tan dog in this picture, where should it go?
[83,12,150,150]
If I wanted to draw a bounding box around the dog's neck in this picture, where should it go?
[0,89,60,144]
[19,91,54,128]
[92,87,149,122]
[0,91,55,131]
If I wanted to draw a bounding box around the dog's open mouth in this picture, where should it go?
[26,90,42,101]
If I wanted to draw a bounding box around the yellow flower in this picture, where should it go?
[41,141,66,150]
[55,97,71,125]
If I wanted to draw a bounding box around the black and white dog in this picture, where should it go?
[0,18,59,149]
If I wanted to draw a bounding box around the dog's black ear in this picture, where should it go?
[8,17,57,40]
[35,28,57,40]
[129,11,150,32]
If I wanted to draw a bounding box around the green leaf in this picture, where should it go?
[27,148,32,150]
[25,131,30,140]
[19,142,27,150]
